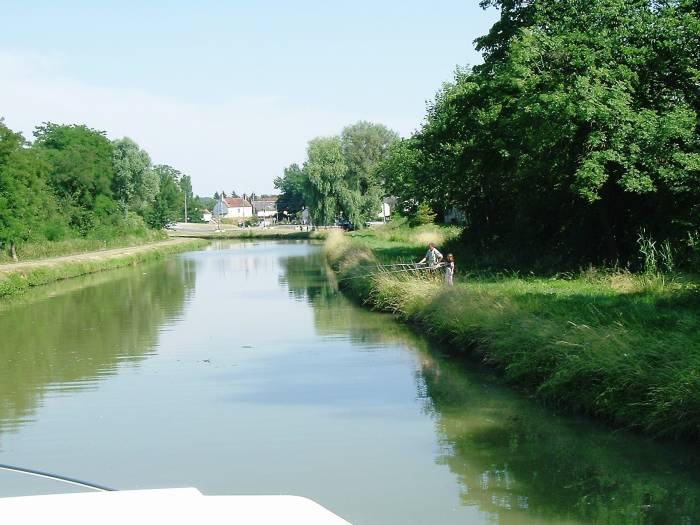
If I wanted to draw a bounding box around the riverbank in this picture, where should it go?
[325,228,700,439]
[0,231,168,264]
[168,223,327,240]
[0,238,207,299]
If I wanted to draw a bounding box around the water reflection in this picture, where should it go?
[0,258,196,438]
[280,247,700,525]
[1,241,699,524]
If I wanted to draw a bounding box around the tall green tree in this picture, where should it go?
[112,137,157,216]
[340,121,399,223]
[302,137,350,225]
[382,0,700,267]
[0,123,57,259]
[179,174,202,222]
[147,165,183,228]
[274,163,306,218]
[33,123,115,232]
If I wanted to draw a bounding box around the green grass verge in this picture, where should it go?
[0,231,168,264]
[325,226,700,439]
[0,239,207,299]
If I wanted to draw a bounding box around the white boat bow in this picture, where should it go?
[0,487,351,524]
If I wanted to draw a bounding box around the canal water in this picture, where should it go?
[0,241,698,524]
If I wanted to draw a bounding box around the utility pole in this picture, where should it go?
[184,192,188,223]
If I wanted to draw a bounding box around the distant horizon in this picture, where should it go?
[1,1,498,197]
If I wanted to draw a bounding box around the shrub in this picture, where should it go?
[410,203,436,226]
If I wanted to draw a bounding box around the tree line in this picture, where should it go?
[377,0,699,269]
[274,121,399,226]
[0,120,205,259]
[277,0,698,269]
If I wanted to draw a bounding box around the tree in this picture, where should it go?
[411,203,437,226]
[33,123,115,232]
[112,137,157,216]
[147,165,183,229]
[274,163,306,217]
[179,174,202,222]
[280,122,399,227]
[340,121,399,224]
[302,137,349,225]
[0,122,57,259]
[381,0,700,267]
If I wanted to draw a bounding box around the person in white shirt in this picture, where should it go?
[419,243,443,269]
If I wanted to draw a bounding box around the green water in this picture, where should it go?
[0,241,698,524]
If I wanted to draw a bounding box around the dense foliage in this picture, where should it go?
[273,163,306,218]
[378,0,700,268]
[0,119,204,259]
[275,121,398,225]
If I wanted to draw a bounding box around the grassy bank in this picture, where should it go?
[325,226,700,439]
[0,238,207,299]
[0,231,168,264]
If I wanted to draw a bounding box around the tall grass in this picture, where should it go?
[326,226,700,439]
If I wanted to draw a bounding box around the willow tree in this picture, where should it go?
[302,137,349,225]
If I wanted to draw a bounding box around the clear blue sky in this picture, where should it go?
[0,1,498,196]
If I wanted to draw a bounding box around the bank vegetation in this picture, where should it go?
[0,120,210,262]
[0,238,206,299]
[326,226,700,439]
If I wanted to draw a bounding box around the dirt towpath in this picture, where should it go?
[0,238,198,274]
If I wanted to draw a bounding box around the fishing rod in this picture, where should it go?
[339,263,445,281]
[351,262,422,271]
[0,463,115,492]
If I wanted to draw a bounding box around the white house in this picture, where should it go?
[223,197,253,219]
[202,209,212,223]
[377,197,396,221]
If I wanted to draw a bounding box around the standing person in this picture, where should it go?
[418,243,443,269]
[444,253,455,285]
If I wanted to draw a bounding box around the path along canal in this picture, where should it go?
[0,241,698,524]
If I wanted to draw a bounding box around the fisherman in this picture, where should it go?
[418,242,443,269]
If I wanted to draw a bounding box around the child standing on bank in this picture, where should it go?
[445,253,455,285]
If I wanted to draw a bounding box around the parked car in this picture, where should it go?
[333,219,354,231]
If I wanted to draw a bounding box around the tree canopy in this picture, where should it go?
[0,119,205,259]
[276,121,399,226]
[379,0,700,267]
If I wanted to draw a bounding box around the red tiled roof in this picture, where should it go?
[223,197,252,208]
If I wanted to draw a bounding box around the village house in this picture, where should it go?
[252,198,278,220]
[223,197,253,219]
[202,209,212,223]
